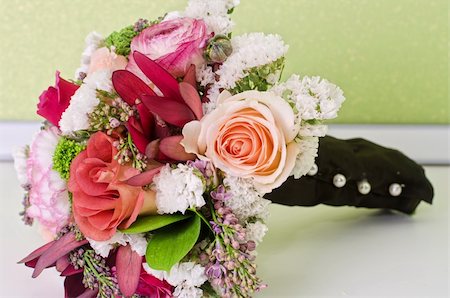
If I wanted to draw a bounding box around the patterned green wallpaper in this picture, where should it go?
[0,0,448,123]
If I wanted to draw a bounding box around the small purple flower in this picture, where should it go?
[206,260,226,279]
[211,185,232,202]
[210,221,222,235]
[188,159,209,176]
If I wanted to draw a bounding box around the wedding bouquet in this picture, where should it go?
[15,0,345,297]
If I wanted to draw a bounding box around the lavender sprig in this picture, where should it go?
[202,185,265,298]
[69,248,120,298]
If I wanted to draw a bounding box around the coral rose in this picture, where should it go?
[182,90,300,193]
[69,132,157,241]
[127,17,210,79]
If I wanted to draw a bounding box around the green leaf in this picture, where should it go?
[121,214,191,234]
[146,215,201,271]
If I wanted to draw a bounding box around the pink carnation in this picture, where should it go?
[26,126,70,235]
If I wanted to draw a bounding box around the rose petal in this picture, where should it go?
[181,121,202,155]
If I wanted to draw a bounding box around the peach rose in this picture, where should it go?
[182,90,300,193]
[69,132,157,241]
[87,47,128,76]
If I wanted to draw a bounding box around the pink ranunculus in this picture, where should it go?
[127,17,210,79]
[68,132,158,241]
[37,71,79,127]
[26,126,71,235]
[182,90,300,194]
[87,47,128,76]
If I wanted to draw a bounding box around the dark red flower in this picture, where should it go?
[37,71,79,127]
[112,51,202,185]
[18,232,92,297]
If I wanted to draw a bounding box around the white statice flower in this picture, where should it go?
[184,0,240,35]
[274,74,345,122]
[153,164,205,214]
[297,123,328,137]
[292,137,319,179]
[204,33,288,114]
[59,70,112,135]
[245,221,268,245]
[196,64,215,87]
[87,232,147,258]
[223,176,270,222]
[13,145,30,187]
[143,262,207,298]
[75,31,104,80]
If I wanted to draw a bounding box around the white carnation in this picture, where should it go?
[205,33,288,113]
[13,145,30,187]
[223,176,270,221]
[59,70,112,135]
[75,31,104,80]
[292,137,319,179]
[153,164,205,214]
[170,262,208,298]
[87,232,147,258]
[245,221,268,245]
[143,262,207,298]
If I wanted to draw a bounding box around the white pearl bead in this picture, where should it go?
[389,183,403,196]
[333,174,346,188]
[307,164,318,176]
[358,180,371,195]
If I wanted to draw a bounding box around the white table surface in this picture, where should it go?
[0,162,448,298]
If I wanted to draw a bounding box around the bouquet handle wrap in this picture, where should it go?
[266,136,434,214]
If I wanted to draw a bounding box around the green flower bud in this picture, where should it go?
[205,35,233,63]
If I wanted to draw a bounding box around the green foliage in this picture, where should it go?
[104,25,139,56]
[146,215,201,271]
[231,57,285,94]
[53,138,85,180]
[121,214,192,234]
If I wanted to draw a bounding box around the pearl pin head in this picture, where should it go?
[333,174,346,188]
[389,183,403,197]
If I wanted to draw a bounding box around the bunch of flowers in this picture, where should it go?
[15,0,344,297]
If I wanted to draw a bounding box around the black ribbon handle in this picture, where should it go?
[266,136,434,214]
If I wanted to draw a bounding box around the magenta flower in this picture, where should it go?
[112,51,203,187]
[37,71,79,127]
[127,17,210,79]
[136,268,173,298]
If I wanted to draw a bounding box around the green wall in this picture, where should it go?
[0,0,448,123]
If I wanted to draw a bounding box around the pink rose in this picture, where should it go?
[127,17,210,79]
[182,90,300,193]
[69,132,157,241]
[87,47,127,76]
[37,71,79,127]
